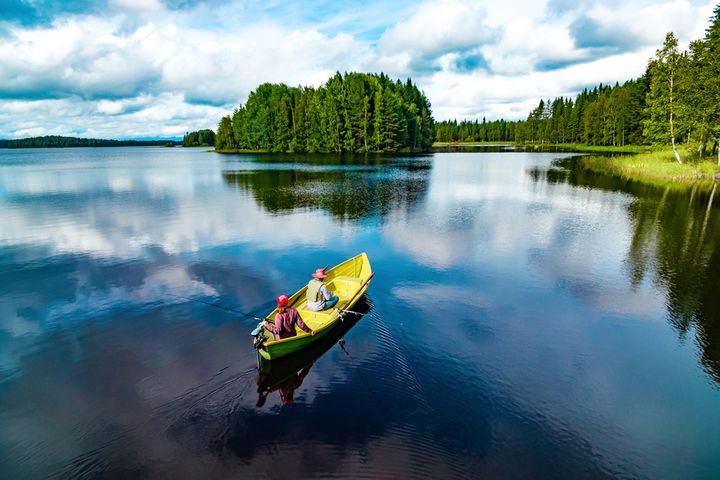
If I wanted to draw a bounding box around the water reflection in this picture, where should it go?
[222,156,431,220]
[2,148,720,479]
[538,158,720,380]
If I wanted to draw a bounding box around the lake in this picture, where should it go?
[0,146,718,479]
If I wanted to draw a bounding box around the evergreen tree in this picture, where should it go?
[215,116,235,151]
[707,5,720,165]
[690,5,720,164]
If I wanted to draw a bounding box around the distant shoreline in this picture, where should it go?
[0,135,180,148]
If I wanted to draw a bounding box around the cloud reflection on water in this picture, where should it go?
[1,148,719,479]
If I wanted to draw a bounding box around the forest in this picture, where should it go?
[182,129,215,147]
[0,136,178,148]
[215,72,435,153]
[435,118,518,143]
[438,5,720,162]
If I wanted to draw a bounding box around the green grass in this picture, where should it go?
[215,148,267,153]
[578,147,720,188]
[433,141,513,146]
[531,143,651,154]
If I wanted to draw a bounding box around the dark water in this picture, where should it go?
[1,147,719,479]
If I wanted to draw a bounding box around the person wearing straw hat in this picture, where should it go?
[263,295,315,340]
[306,267,339,311]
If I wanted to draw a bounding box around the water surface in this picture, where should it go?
[0,147,719,479]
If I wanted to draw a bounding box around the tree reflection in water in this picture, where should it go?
[222,154,431,220]
[531,158,720,381]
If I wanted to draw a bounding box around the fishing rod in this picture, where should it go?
[165,292,265,321]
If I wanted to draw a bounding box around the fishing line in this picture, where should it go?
[165,292,265,321]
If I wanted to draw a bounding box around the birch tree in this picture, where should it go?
[644,33,684,163]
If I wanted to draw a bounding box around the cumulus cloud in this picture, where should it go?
[0,0,716,136]
[394,0,714,120]
[375,0,498,74]
[569,0,711,51]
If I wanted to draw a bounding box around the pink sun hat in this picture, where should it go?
[311,268,328,279]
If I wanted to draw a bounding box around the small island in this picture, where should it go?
[212,72,435,154]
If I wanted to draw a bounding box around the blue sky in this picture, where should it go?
[0,0,714,139]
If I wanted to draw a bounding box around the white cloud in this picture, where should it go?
[377,0,496,60]
[109,0,164,11]
[0,0,717,135]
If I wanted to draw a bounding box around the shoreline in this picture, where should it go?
[576,149,720,189]
[434,142,719,188]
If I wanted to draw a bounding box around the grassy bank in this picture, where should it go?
[433,141,648,154]
[433,141,513,146]
[527,143,650,154]
[577,148,720,188]
[214,149,267,153]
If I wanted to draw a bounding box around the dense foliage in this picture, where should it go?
[514,79,648,147]
[437,5,720,162]
[220,72,434,153]
[434,118,518,143]
[182,129,215,147]
[0,136,179,148]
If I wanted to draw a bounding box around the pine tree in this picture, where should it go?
[698,5,720,164]
[216,116,235,151]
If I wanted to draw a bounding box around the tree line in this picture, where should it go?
[435,118,518,143]
[214,72,435,153]
[0,136,178,148]
[515,79,648,147]
[182,129,215,147]
[437,5,720,163]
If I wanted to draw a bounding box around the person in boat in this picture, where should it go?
[263,295,315,340]
[306,267,339,311]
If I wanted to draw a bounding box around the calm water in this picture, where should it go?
[0,147,719,479]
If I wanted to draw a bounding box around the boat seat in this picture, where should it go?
[329,276,362,297]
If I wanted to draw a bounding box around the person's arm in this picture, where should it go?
[293,310,315,336]
[320,283,332,300]
[264,315,280,334]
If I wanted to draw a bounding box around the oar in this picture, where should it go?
[335,272,375,319]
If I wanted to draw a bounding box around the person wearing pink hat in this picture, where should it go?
[306,267,339,311]
[263,295,315,340]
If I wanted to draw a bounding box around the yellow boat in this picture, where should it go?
[253,252,374,360]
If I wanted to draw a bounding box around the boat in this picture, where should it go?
[252,252,374,361]
[255,298,369,406]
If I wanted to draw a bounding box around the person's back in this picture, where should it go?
[306,268,339,311]
[264,295,314,340]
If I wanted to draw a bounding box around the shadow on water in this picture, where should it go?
[221,155,432,220]
[531,157,720,382]
[255,297,370,407]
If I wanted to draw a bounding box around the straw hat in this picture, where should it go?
[311,268,328,279]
